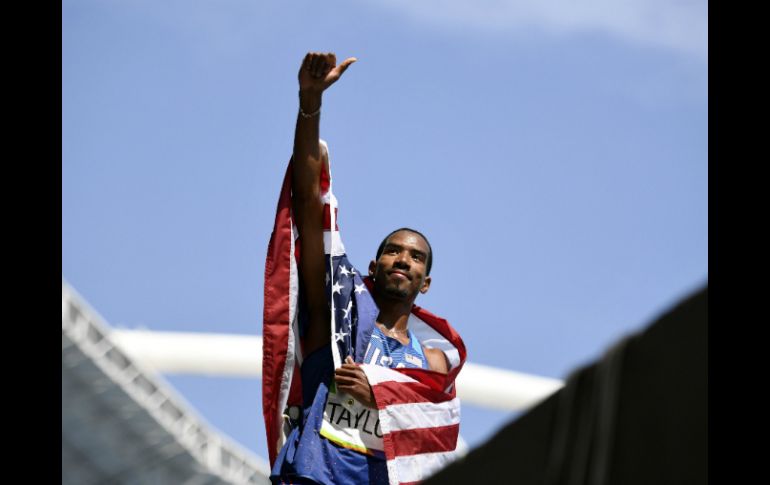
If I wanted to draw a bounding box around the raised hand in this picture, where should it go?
[298,52,357,95]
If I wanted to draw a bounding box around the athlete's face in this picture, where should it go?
[369,230,431,302]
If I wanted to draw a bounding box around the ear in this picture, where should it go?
[368,260,376,278]
[419,275,432,294]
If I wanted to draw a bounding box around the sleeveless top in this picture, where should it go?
[364,326,430,370]
[270,327,430,484]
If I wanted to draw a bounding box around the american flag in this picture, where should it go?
[262,141,467,484]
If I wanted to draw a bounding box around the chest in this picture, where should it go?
[363,327,428,369]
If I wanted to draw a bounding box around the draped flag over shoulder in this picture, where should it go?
[263,141,467,484]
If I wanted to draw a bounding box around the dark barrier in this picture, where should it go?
[424,285,707,485]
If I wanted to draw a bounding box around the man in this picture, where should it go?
[263,52,466,485]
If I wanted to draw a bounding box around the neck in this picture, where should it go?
[374,295,414,332]
[365,276,416,331]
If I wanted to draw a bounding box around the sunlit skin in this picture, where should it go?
[291,52,448,409]
[369,231,432,305]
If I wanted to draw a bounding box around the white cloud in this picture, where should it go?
[364,0,707,60]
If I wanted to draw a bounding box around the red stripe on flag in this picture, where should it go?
[262,162,295,466]
[387,423,460,456]
[372,381,454,409]
[320,158,330,194]
[322,204,339,231]
[396,367,452,395]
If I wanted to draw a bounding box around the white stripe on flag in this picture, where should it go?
[389,450,459,484]
[361,364,418,385]
[381,398,461,431]
[289,225,302,366]
[322,230,346,256]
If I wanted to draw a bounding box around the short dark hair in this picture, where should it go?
[375,227,433,275]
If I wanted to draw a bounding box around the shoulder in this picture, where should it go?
[423,347,449,374]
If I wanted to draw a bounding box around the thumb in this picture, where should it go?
[334,57,357,77]
[345,355,355,364]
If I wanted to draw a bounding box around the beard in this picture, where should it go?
[382,283,409,299]
[373,271,411,300]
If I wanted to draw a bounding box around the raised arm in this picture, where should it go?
[292,52,356,357]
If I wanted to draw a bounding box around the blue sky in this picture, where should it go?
[62,0,707,463]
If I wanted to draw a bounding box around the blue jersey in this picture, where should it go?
[271,325,429,484]
[364,326,430,370]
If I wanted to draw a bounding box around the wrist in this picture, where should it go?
[299,90,322,112]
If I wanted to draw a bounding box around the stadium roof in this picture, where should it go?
[62,281,271,485]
